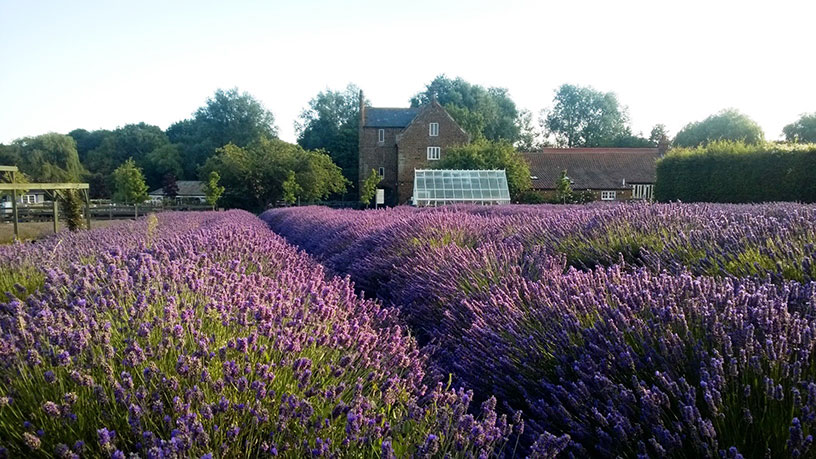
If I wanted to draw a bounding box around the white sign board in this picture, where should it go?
[376,189,385,205]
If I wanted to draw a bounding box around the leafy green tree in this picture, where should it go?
[201,138,346,211]
[0,143,22,168]
[515,109,543,151]
[359,169,381,207]
[204,171,225,209]
[783,113,816,143]
[435,140,531,198]
[144,144,183,189]
[281,170,302,205]
[555,170,573,203]
[674,109,764,147]
[610,129,655,147]
[542,84,630,147]
[296,84,365,195]
[80,123,171,196]
[649,124,670,144]
[68,128,112,164]
[112,158,148,205]
[12,133,85,182]
[169,88,277,177]
[411,75,520,142]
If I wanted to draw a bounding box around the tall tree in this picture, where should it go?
[541,84,630,147]
[783,113,816,143]
[201,138,346,211]
[673,109,764,147]
[411,75,520,142]
[12,133,85,182]
[169,88,277,177]
[296,84,365,195]
[435,140,531,198]
[649,124,670,144]
[81,123,171,195]
[68,128,111,164]
[514,109,543,151]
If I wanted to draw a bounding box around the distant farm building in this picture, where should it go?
[521,147,665,201]
[148,181,206,205]
[358,92,470,206]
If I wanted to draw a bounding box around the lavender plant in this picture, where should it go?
[0,211,517,457]
[262,203,816,456]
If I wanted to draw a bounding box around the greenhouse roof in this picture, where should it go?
[413,169,511,206]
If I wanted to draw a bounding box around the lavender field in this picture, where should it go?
[261,203,816,457]
[0,212,518,458]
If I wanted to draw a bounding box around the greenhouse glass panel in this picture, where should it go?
[412,169,511,206]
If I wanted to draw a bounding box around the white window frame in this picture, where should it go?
[427,146,441,161]
[378,167,385,177]
[378,129,385,144]
[632,184,654,200]
[429,122,439,137]
[600,190,616,201]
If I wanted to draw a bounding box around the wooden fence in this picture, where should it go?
[0,203,213,223]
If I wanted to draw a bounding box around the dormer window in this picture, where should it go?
[429,122,439,137]
[378,129,385,144]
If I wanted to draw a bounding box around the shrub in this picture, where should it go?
[656,141,816,203]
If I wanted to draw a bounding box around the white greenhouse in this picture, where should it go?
[412,169,511,206]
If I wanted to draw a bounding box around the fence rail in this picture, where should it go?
[0,203,213,223]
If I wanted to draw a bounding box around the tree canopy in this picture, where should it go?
[201,138,347,211]
[542,84,635,147]
[435,140,531,198]
[783,113,816,143]
[112,158,148,205]
[169,88,277,177]
[296,84,365,195]
[673,109,764,147]
[411,76,520,142]
[12,133,85,182]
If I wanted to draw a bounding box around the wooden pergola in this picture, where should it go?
[0,165,91,241]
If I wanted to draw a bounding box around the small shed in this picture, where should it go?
[148,181,207,204]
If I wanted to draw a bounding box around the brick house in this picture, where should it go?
[358,91,469,205]
[521,147,666,201]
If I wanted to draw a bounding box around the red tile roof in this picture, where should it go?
[521,148,659,190]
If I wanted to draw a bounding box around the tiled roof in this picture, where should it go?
[521,148,660,190]
[149,180,205,197]
[364,107,421,128]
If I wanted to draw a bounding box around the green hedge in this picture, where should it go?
[655,141,816,202]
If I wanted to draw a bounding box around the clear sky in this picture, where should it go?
[1,0,814,144]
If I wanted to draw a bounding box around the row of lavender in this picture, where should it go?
[0,211,522,457]
[261,203,816,457]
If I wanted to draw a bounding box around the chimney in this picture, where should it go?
[359,90,366,128]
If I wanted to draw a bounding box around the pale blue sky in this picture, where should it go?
[1,0,814,144]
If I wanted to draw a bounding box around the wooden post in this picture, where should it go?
[52,193,59,234]
[11,188,19,241]
[84,190,91,230]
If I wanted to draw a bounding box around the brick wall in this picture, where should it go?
[395,102,469,204]
[358,127,402,205]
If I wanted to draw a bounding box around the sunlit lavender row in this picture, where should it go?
[0,212,521,457]
[262,203,816,457]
